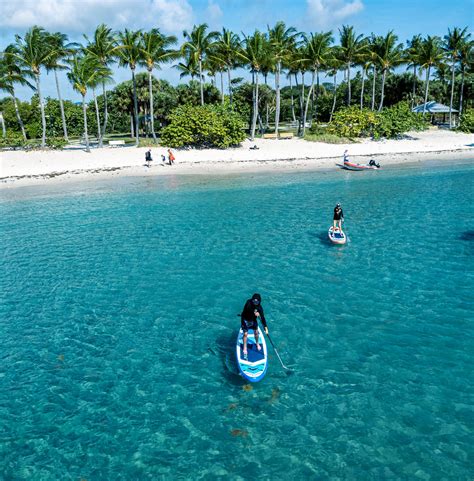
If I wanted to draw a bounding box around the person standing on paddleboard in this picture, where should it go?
[333,203,344,231]
[240,293,269,360]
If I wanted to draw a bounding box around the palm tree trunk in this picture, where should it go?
[360,66,366,110]
[289,74,296,122]
[12,94,27,140]
[298,72,305,136]
[131,69,139,146]
[378,69,387,111]
[0,112,5,138]
[100,81,108,148]
[449,59,455,128]
[35,73,46,147]
[303,70,316,137]
[92,88,101,143]
[54,70,69,142]
[148,70,157,142]
[371,66,377,111]
[220,71,224,104]
[82,95,90,153]
[130,113,134,138]
[251,71,259,141]
[199,58,204,105]
[330,72,337,122]
[227,68,232,105]
[459,66,465,116]
[274,61,281,135]
[411,65,417,108]
[346,63,351,105]
[422,65,431,116]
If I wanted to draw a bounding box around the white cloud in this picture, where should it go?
[0,0,194,35]
[306,0,364,28]
[206,0,223,24]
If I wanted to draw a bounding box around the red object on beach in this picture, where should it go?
[336,161,379,171]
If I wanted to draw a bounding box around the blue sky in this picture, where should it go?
[1,0,472,101]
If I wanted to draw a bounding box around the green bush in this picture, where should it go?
[160,104,246,148]
[0,133,26,149]
[327,102,428,139]
[46,137,68,150]
[327,106,378,138]
[458,109,474,133]
[375,101,427,139]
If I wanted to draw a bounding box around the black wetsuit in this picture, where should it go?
[333,207,343,221]
[145,151,152,162]
[241,299,267,332]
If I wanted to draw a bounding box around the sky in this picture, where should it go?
[1,0,473,101]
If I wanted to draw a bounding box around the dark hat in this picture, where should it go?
[252,293,261,302]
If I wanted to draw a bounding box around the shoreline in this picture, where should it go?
[1,130,473,188]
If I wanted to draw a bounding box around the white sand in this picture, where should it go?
[0,129,473,188]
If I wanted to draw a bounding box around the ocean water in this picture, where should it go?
[1,160,473,481]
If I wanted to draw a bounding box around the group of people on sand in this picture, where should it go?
[145,149,175,168]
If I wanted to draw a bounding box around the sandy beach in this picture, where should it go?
[1,129,473,188]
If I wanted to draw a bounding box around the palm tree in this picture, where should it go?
[117,29,143,146]
[301,31,333,136]
[444,27,471,127]
[367,34,382,111]
[268,21,298,135]
[239,31,267,140]
[406,34,423,108]
[327,55,342,122]
[13,26,53,147]
[1,45,35,140]
[174,59,200,80]
[213,29,241,105]
[417,36,445,115]
[139,29,177,142]
[358,37,371,109]
[181,24,218,105]
[44,32,78,142]
[338,25,365,106]
[83,24,119,147]
[377,31,405,111]
[458,39,474,115]
[67,55,112,152]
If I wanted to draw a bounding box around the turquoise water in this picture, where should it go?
[1,161,473,480]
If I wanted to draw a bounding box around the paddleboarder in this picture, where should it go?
[240,293,269,360]
[333,203,344,231]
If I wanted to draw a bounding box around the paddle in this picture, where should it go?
[265,331,292,373]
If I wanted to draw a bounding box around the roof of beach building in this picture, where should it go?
[412,102,459,113]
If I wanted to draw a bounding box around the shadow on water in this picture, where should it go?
[210,330,244,386]
[310,230,334,247]
[460,230,474,241]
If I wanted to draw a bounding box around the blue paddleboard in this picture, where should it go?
[235,327,268,382]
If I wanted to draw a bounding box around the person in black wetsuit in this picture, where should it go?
[333,203,344,231]
[240,293,269,360]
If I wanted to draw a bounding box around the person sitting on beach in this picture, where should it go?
[250,144,259,150]
[145,149,153,167]
[161,154,166,163]
[240,293,269,361]
[333,203,344,231]
[168,149,175,166]
[343,150,350,163]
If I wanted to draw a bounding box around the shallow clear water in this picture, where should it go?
[1,161,473,480]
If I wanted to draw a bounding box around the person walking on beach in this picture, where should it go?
[333,203,344,231]
[145,149,153,168]
[240,293,269,360]
[161,154,166,163]
[168,149,175,166]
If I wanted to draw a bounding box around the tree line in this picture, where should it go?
[1,23,472,150]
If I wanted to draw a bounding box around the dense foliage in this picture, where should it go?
[160,104,246,148]
[327,102,427,139]
[457,109,474,133]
